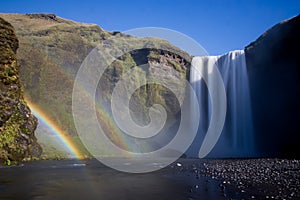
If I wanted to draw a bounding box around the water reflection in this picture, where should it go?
[0,159,226,200]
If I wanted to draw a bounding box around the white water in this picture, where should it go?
[190,50,254,157]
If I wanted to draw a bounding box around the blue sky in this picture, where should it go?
[0,0,299,55]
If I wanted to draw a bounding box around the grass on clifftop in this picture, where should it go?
[0,13,191,159]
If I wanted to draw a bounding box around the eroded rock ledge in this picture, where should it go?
[0,17,41,164]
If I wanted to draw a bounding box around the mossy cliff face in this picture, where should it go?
[0,14,191,146]
[0,17,41,164]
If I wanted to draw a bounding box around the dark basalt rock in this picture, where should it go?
[0,17,42,164]
[245,14,300,158]
[25,13,57,21]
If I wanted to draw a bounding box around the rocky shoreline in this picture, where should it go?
[1,158,299,199]
[171,158,300,199]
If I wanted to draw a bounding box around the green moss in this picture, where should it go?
[148,52,161,61]
[0,14,191,160]
[0,17,41,165]
[167,59,183,72]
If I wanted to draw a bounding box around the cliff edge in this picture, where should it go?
[0,17,41,164]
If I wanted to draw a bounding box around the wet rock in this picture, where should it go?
[200,159,300,199]
[0,17,42,164]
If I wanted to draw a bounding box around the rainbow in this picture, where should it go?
[25,98,84,159]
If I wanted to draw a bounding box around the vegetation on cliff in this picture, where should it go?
[0,17,41,164]
[0,14,191,158]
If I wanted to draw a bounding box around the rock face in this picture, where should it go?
[245,15,300,158]
[0,17,41,164]
[0,14,190,153]
[1,13,299,158]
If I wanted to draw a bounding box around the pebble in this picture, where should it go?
[191,158,300,199]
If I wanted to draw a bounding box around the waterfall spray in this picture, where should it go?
[191,50,254,157]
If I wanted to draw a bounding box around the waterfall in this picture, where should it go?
[190,50,254,158]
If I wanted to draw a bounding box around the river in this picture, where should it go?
[0,159,227,200]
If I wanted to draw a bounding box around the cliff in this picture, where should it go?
[0,13,191,156]
[1,13,299,158]
[0,17,41,164]
[245,14,300,158]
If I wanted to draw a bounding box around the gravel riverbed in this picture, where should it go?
[172,158,300,199]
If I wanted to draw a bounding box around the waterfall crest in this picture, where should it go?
[190,50,254,157]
